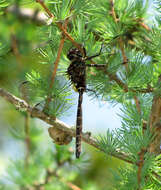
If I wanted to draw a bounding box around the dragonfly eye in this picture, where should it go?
[67,48,82,61]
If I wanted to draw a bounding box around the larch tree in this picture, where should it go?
[0,0,160,189]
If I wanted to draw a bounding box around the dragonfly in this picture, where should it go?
[67,45,106,158]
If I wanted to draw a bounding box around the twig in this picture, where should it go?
[35,0,83,55]
[7,3,83,54]
[109,0,128,71]
[33,167,82,190]
[65,182,82,190]
[109,1,150,67]
[142,119,147,135]
[26,155,81,189]
[109,1,146,116]
[0,87,134,165]
[134,95,141,114]
[109,0,118,22]
[50,19,69,88]
[33,169,56,188]
[10,33,22,67]
[152,171,161,182]
[43,18,69,113]
[102,69,153,94]
[36,0,53,18]
[137,148,147,190]
[149,75,161,154]
[139,22,151,31]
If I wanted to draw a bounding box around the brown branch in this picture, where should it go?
[35,0,84,54]
[131,87,153,93]
[109,0,128,71]
[149,75,161,155]
[103,69,153,94]
[10,33,22,67]
[97,67,152,119]
[109,2,150,68]
[33,167,82,190]
[49,19,69,88]
[134,95,141,114]
[66,182,81,190]
[43,41,65,112]
[137,148,147,190]
[142,119,147,135]
[56,22,83,52]
[139,22,151,31]
[21,150,81,189]
[46,163,82,190]
[109,1,148,116]
[36,0,54,18]
[43,18,69,113]
[109,0,118,22]
[7,4,82,53]
[51,172,82,190]
[0,87,134,165]
[119,38,128,70]
[152,171,161,182]
[104,70,128,92]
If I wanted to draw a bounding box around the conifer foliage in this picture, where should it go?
[0,0,161,189]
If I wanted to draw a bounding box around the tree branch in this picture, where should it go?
[43,18,69,113]
[103,69,153,93]
[35,0,83,54]
[149,75,161,154]
[0,87,133,165]
[109,0,128,70]
[137,148,147,190]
